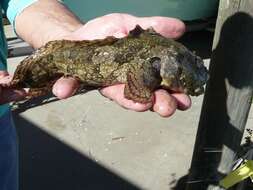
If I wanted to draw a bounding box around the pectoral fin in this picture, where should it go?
[27,81,55,98]
[124,70,153,103]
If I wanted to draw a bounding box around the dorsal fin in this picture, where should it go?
[129,25,158,37]
[145,26,157,34]
[129,25,145,37]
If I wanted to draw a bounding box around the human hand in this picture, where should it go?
[0,71,26,104]
[53,13,191,117]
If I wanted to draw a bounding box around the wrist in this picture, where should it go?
[17,17,83,48]
[36,23,83,48]
[14,0,84,49]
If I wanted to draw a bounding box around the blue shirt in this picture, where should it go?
[0,0,37,117]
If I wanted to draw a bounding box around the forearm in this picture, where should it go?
[15,0,83,48]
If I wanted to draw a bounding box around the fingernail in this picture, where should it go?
[53,86,66,98]
[52,85,59,96]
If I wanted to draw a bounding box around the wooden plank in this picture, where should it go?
[212,0,241,48]
[186,0,253,189]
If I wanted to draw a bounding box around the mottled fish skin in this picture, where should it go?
[10,25,208,103]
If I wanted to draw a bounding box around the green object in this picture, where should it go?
[63,0,219,21]
[219,160,253,189]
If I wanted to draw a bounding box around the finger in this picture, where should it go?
[152,89,178,117]
[69,14,130,40]
[170,93,191,111]
[69,14,185,40]
[0,71,8,78]
[100,84,153,112]
[0,88,26,104]
[0,75,13,87]
[136,17,185,39]
[99,14,186,39]
[52,77,79,99]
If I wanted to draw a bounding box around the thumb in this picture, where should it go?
[0,70,8,78]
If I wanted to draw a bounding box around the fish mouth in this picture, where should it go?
[160,78,184,93]
[180,77,206,96]
[185,86,205,96]
[178,69,209,96]
[160,77,206,96]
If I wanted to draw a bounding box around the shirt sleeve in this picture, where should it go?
[2,0,38,29]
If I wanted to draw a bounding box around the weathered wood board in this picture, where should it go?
[186,0,253,189]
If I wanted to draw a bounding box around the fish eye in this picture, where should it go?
[178,67,183,76]
[149,57,161,71]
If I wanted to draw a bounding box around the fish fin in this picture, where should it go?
[129,25,145,37]
[124,69,153,103]
[129,25,159,38]
[26,81,55,98]
[27,87,51,98]
[145,26,158,34]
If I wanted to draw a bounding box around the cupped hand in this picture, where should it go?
[0,71,26,104]
[53,13,191,117]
